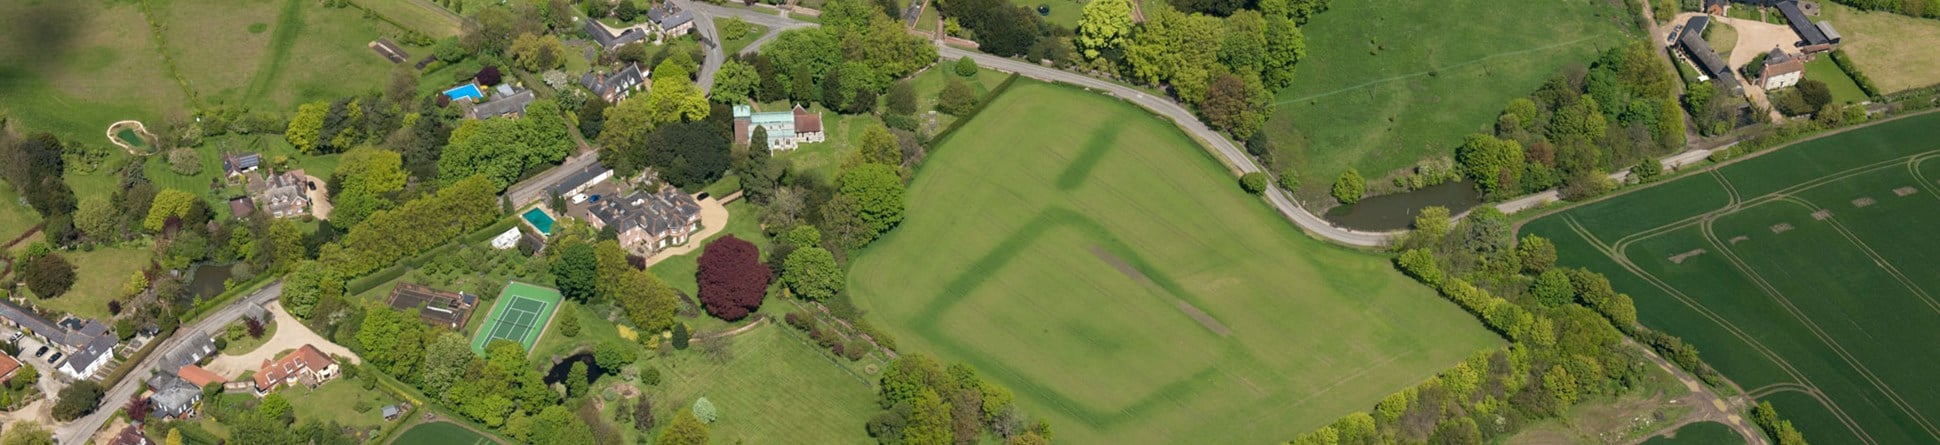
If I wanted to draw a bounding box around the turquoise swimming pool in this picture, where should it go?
[522,208,555,235]
[444,84,483,102]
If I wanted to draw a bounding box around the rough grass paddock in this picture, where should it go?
[1525,112,1940,445]
[1643,421,1744,445]
[0,1,189,142]
[392,421,496,445]
[1823,3,1940,93]
[848,80,1501,444]
[1262,0,1630,183]
[646,325,878,444]
[30,246,151,321]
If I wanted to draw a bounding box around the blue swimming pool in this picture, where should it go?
[522,208,555,235]
[444,84,483,102]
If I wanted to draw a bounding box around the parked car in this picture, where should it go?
[47,352,62,363]
[33,346,47,357]
[6,331,20,342]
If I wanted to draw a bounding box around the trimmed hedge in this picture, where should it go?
[1827,49,1882,99]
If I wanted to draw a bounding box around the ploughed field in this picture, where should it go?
[848,80,1501,444]
[1525,112,1940,445]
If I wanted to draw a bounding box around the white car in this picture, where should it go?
[571,194,589,204]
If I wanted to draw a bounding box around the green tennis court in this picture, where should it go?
[470,281,563,354]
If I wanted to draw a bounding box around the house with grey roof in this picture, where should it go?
[1678,16,1743,96]
[61,334,119,379]
[245,169,313,218]
[583,19,648,50]
[648,3,696,37]
[582,186,702,254]
[1777,1,1837,49]
[146,371,204,419]
[466,90,537,119]
[549,163,615,198]
[580,63,649,103]
[223,153,262,177]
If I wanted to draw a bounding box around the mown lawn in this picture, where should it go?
[1524,112,1940,445]
[285,378,398,432]
[646,201,766,297]
[1804,57,1868,104]
[29,245,151,321]
[849,80,1501,444]
[1263,0,1631,187]
[0,183,41,244]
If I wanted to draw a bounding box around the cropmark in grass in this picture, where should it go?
[850,80,1500,444]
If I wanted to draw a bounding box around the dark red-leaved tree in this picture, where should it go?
[126,395,151,422]
[696,235,770,321]
[245,317,265,338]
[475,66,502,86]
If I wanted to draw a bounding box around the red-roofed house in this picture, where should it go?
[0,352,19,382]
[252,344,338,395]
[176,364,226,388]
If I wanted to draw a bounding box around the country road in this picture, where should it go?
[56,282,284,445]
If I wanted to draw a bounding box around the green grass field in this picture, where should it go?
[286,378,395,432]
[470,282,564,354]
[393,421,496,445]
[347,0,463,38]
[647,200,767,297]
[647,325,877,444]
[1643,422,1744,445]
[0,183,40,243]
[1823,2,1940,93]
[1263,0,1631,185]
[29,246,151,321]
[0,1,190,143]
[1524,112,1940,445]
[848,80,1501,444]
[1804,57,1868,104]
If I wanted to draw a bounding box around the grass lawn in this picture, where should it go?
[1524,112,1940,445]
[1705,21,1738,61]
[647,201,766,296]
[393,421,498,445]
[220,319,280,355]
[1642,422,1745,445]
[285,379,397,432]
[0,1,191,143]
[29,246,150,321]
[1262,0,1631,186]
[775,108,873,181]
[159,0,425,112]
[646,324,877,444]
[906,65,1008,130]
[717,18,769,56]
[1823,3,1940,93]
[1006,0,1084,29]
[0,183,41,244]
[849,80,1501,444]
[1804,57,1868,104]
[346,0,464,38]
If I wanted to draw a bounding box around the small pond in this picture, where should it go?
[115,129,148,148]
[186,263,239,300]
[542,352,607,386]
[1322,181,1484,231]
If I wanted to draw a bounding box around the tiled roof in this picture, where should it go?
[176,364,226,387]
[254,344,335,391]
[0,353,19,381]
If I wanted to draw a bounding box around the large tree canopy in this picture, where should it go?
[696,235,770,321]
[440,100,572,191]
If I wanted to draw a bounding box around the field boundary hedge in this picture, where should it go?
[923,73,1022,149]
[1827,49,1882,99]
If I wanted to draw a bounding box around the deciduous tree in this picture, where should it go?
[22,253,75,299]
[286,102,329,154]
[1332,168,1365,204]
[783,246,842,300]
[697,235,770,321]
[1077,0,1134,59]
[658,409,710,445]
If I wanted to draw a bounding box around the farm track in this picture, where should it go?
[1562,149,1940,445]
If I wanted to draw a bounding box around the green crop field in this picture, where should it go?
[848,80,1501,444]
[1263,0,1631,184]
[1524,112,1940,445]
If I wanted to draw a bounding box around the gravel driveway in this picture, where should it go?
[204,301,361,378]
